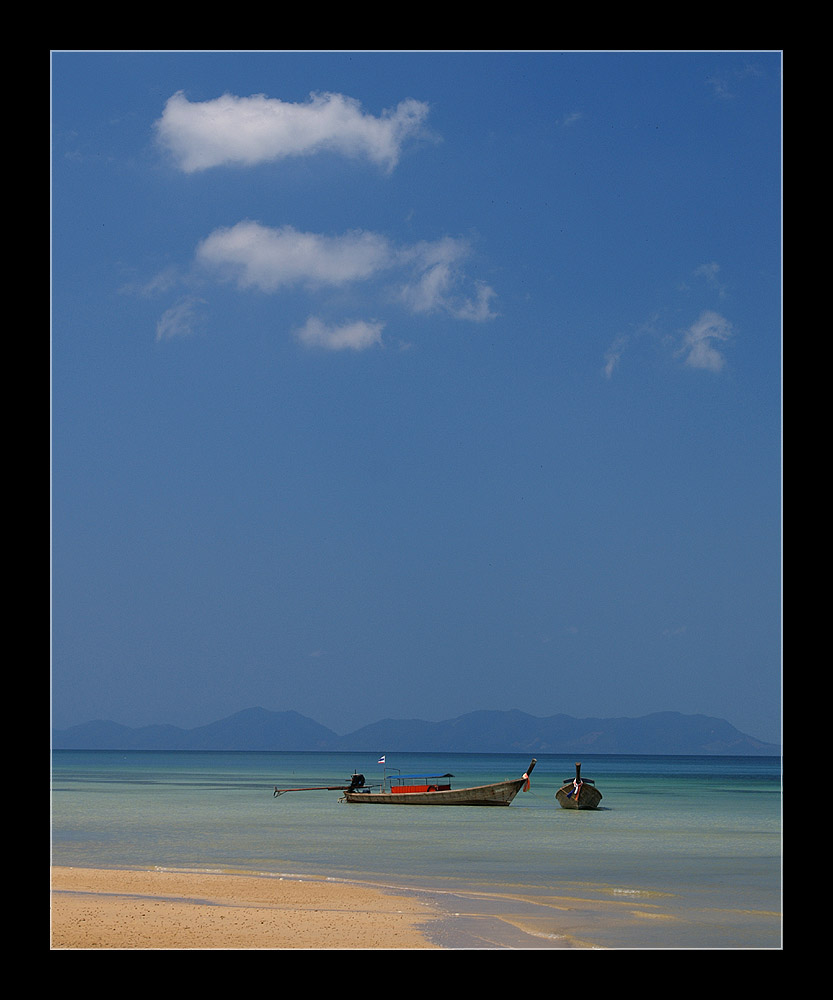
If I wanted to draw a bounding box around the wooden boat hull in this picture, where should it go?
[555,762,602,810]
[343,776,529,806]
[275,760,536,806]
[555,783,603,810]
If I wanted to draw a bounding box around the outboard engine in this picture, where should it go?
[349,773,365,790]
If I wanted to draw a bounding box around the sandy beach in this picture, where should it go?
[51,866,442,949]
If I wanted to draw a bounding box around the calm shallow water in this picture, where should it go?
[51,750,781,948]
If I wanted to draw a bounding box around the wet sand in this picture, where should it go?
[50,866,442,949]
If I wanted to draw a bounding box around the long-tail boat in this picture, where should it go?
[555,761,603,810]
[274,759,536,806]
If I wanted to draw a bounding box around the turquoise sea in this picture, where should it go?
[51,750,781,949]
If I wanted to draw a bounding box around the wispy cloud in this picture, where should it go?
[155,91,430,173]
[603,334,630,379]
[706,60,769,101]
[396,236,498,321]
[679,310,733,372]
[149,89,494,350]
[693,260,727,298]
[185,220,496,348]
[155,295,206,341]
[295,317,384,351]
[604,308,733,378]
[604,264,735,377]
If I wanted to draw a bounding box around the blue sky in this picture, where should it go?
[51,51,782,744]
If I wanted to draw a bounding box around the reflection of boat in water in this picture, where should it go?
[274,759,536,806]
[556,762,602,810]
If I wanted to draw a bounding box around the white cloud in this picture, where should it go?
[155,295,205,341]
[694,261,721,285]
[191,221,497,338]
[398,237,476,315]
[399,254,456,313]
[603,334,629,379]
[680,310,733,372]
[196,221,392,291]
[149,90,495,352]
[296,317,384,351]
[603,291,734,378]
[452,281,498,322]
[694,260,727,298]
[396,237,497,320]
[155,91,430,173]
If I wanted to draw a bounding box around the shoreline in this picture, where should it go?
[50,866,443,950]
[51,864,781,950]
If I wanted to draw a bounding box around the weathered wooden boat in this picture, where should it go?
[274,759,536,806]
[555,762,603,810]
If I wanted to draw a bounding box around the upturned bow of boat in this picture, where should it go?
[555,761,603,810]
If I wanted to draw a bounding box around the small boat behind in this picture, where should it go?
[556,762,603,810]
[274,759,537,806]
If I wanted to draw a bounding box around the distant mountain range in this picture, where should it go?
[52,707,780,756]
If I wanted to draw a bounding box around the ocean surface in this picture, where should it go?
[51,750,781,949]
